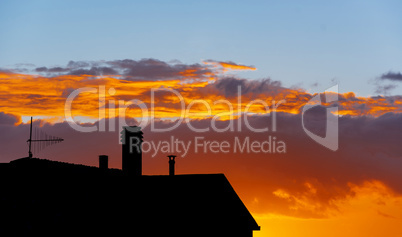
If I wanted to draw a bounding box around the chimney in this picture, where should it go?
[168,155,176,176]
[121,126,143,176]
[99,155,108,169]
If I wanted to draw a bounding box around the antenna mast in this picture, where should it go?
[28,117,33,158]
[27,117,64,158]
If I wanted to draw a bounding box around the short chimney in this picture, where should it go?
[99,155,108,169]
[168,155,176,176]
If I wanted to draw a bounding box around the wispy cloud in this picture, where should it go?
[380,71,402,81]
[203,60,257,72]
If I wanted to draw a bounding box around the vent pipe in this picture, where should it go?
[168,155,176,176]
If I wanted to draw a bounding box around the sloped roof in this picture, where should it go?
[0,157,259,236]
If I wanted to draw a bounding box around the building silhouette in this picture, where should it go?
[0,126,260,236]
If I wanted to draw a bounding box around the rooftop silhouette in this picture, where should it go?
[0,126,260,237]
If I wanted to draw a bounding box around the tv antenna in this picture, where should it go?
[27,117,64,158]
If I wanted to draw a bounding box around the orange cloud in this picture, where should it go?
[203,60,257,72]
[254,180,402,237]
[1,70,402,124]
[218,62,257,71]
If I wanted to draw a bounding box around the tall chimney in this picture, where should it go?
[99,155,108,169]
[121,126,143,176]
[168,155,176,176]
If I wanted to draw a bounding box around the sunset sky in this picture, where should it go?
[1,1,402,236]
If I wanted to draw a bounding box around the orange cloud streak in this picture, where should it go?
[203,60,257,72]
[218,62,257,71]
[1,71,401,123]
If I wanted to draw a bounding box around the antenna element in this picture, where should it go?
[27,117,64,158]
